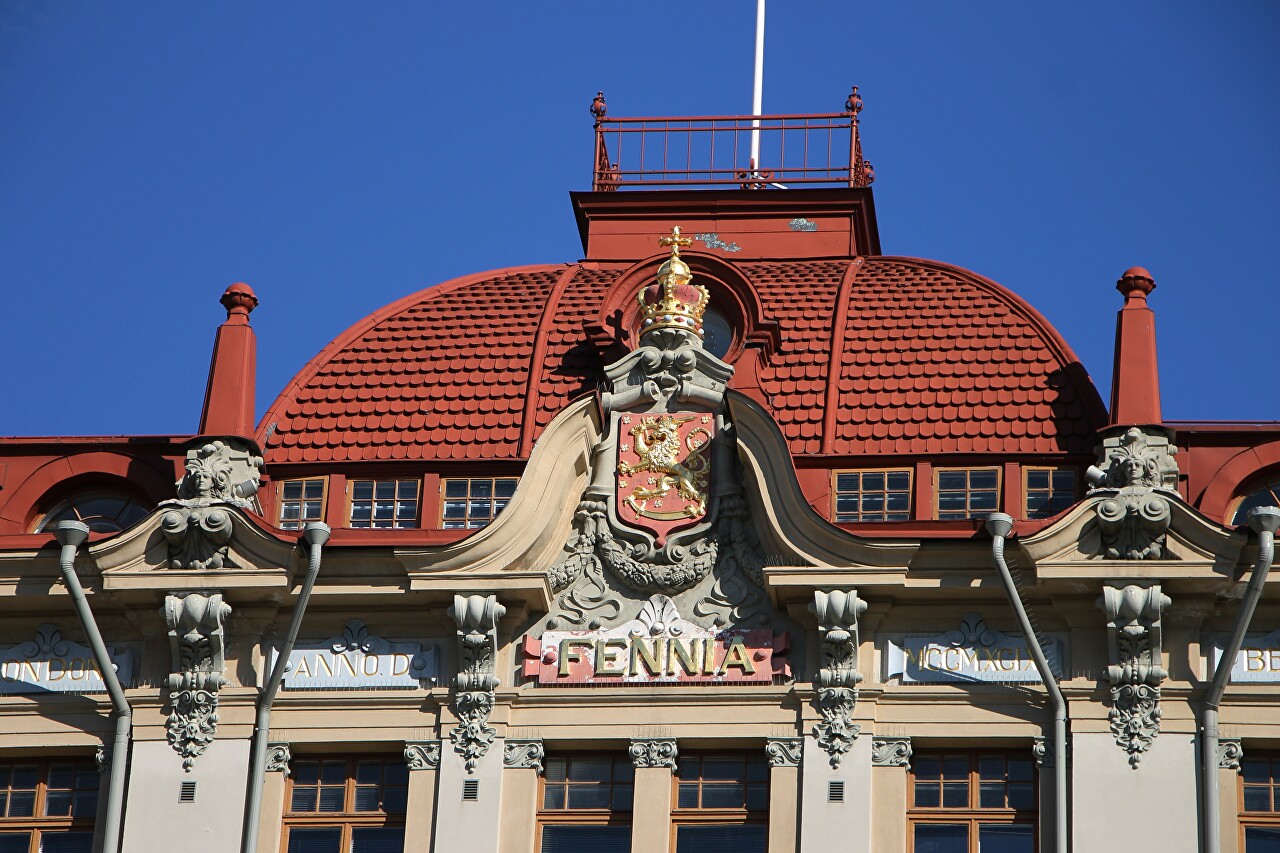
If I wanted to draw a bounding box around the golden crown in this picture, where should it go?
[637,227,710,339]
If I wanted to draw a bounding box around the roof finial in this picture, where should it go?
[590,91,607,123]
[220,282,258,324]
[1117,266,1156,302]
[638,227,708,340]
[845,85,863,116]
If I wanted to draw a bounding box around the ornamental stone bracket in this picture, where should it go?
[871,737,912,767]
[1219,738,1244,771]
[448,594,506,774]
[765,739,803,768]
[1086,427,1179,560]
[161,592,232,771]
[1032,735,1071,768]
[265,743,292,777]
[1099,584,1171,767]
[404,741,441,771]
[504,740,546,774]
[809,589,868,768]
[159,439,263,569]
[629,738,678,769]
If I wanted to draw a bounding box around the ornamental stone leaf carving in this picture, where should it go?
[1219,738,1244,771]
[809,590,868,768]
[765,739,803,767]
[448,595,505,773]
[871,738,912,767]
[265,743,292,776]
[629,738,678,769]
[404,741,441,771]
[504,740,545,773]
[161,592,232,771]
[1099,584,1171,767]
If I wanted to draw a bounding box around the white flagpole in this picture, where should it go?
[750,0,765,171]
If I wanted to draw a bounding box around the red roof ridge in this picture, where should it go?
[255,263,572,443]
[519,265,584,455]
[821,258,864,453]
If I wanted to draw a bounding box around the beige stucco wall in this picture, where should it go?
[121,738,250,853]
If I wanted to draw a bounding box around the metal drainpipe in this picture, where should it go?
[54,521,131,853]
[241,522,330,853]
[1202,506,1280,853]
[986,513,1069,853]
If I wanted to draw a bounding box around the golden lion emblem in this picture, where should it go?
[617,414,711,520]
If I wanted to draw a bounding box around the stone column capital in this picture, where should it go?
[629,738,678,769]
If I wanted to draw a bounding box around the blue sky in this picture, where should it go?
[1,2,1277,436]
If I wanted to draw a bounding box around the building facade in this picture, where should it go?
[1,94,1279,853]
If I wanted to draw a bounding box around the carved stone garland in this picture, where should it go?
[159,440,262,569]
[162,592,232,771]
[448,594,506,774]
[809,590,868,768]
[1099,584,1171,767]
[1086,427,1179,560]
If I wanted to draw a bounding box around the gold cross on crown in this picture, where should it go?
[658,226,692,254]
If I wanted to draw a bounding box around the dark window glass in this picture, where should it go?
[1025,467,1077,519]
[833,469,913,523]
[540,825,631,853]
[37,492,150,534]
[910,752,1037,853]
[442,477,519,529]
[0,761,98,851]
[349,480,419,529]
[675,824,767,852]
[936,469,1001,520]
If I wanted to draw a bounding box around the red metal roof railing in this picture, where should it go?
[590,87,875,192]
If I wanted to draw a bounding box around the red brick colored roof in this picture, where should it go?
[258,258,1105,463]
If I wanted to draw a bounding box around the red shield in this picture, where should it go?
[615,412,714,543]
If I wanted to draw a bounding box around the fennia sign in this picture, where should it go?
[267,620,437,690]
[885,614,1064,684]
[524,595,789,686]
[1210,628,1280,683]
[0,624,135,694]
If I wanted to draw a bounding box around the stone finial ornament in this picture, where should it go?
[809,589,868,768]
[160,440,263,569]
[448,594,506,773]
[845,85,863,116]
[161,592,232,770]
[220,282,258,320]
[1099,584,1170,767]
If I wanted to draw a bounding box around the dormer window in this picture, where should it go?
[1233,479,1280,526]
[36,492,149,535]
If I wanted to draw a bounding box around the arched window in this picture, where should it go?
[35,492,150,535]
[1232,479,1280,526]
[701,306,734,359]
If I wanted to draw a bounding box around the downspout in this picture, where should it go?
[241,522,330,853]
[54,521,130,853]
[986,513,1068,853]
[1202,506,1279,853]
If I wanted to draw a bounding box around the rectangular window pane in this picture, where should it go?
[914,784,941,808]
[286,827,343,853]
[977,824,1035,853]
[1245,826,1280,851]
[540,825,631,853]
[39,834,96,853]
[566,786,612,809]
[675,825,766,853]
[1245,786,1272,812]
[913,824,967,853]
[0,836,27,853]
[351,827,405,853]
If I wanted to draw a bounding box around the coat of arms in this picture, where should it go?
[615,412,714,543]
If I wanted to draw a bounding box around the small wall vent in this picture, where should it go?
[828,781,844,803]
[462,779,479,801]
[179,781,197,803]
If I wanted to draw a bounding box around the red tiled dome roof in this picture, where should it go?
[257,258,1106,464]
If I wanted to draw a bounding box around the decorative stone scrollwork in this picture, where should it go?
[265,743,292,777]
[95,745,109,775]
[871,737,912,767]
[629,738,678,769]
[1099,584,1171,767]
[765,739,803,768]
[448,594,505,774]
[504,740,546,773]
[1032,737,1051,768]
[161,592,232,771]
[1219,738,1244,771]
[404,741,441,771]
[809,589,868,768]
[159,440,263,569]
[1086,427,1179,560]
